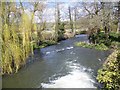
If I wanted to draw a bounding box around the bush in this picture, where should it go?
[58,23,65,41]
[79,31,87,34]
[89,31,120,47]
[75,42,94,48]
[75,42,108,51]
[43,40,57,46]
[92,32,111,46]
[97,51,120,89]
[109,32,120,42]
[95,43,108,51]
[110,41,120,49]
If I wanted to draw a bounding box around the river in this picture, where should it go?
[2,34,110,88]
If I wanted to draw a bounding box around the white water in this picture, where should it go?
[41,60,96,88]
[45,46,74,55]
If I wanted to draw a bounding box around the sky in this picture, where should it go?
[19,0,119,23]
[15,0,92,23]
[5,0,120,23]
[15,0,86,2]
[36,1,84,23]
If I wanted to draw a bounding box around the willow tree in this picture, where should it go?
[1,2,37,74]
[29,2,45,50]
[1,2,24,73]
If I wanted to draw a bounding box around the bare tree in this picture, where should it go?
[74,7,77,30]
[82,1,102,18]
[116,1,120,33]
[68,6,74,36]
[55,2,60,41]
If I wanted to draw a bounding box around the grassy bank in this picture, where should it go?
[75,31,120,89]
[33,40,57,49]
[75,42,109,51]
[97,50,120,89]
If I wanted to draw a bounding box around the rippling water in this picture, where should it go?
[2,35,110,88]
[41,59,96,88]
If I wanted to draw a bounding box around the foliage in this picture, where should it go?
[75,42,108,51]
[89,31,111,46]
[79,31,87,34]
[97,50,120,89]
[89,31,120,47]
[34,40,57,49]
[95,43,108,51]
[58,23,65,41]
[42,40,57,46]
[1,4,35,74]
[110,41,120,49]
[109,32,120,42]
[76,30,87,35]
[75,42,94,48]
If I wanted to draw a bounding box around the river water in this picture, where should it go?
[2,34,110,88]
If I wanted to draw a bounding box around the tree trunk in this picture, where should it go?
[117,1,120,33]
[68,6,74,36]
[74,8,77,35]
[117,21,120,33]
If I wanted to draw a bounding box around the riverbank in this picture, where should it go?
[3,34,110,88]
[35,30,87,49]
[75,42,109,51]
[97,50,120,89]
[2,32,83,75]
[75,31,120,89]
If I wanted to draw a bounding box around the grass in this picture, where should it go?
[33,40,57,49]
[75,42,109,51]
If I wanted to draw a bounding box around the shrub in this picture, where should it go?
[97,51,120,89]
[95,43,108,51]
[109,32,120,42]
[75,42,108,51]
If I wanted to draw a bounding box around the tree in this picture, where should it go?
[117,2,120,33]
[55,2,60,41]
[68,6,74,36]
[30,2,45,48]
[115,1,120,33]
[1,1,44,74]
[55,2,65,41]
[74,7,77,30]
[81,1,114,44]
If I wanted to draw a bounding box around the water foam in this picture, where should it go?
[45,46,74,55]
[66,46,74,50]
[41,60,96,88]
[41,70,95,88]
